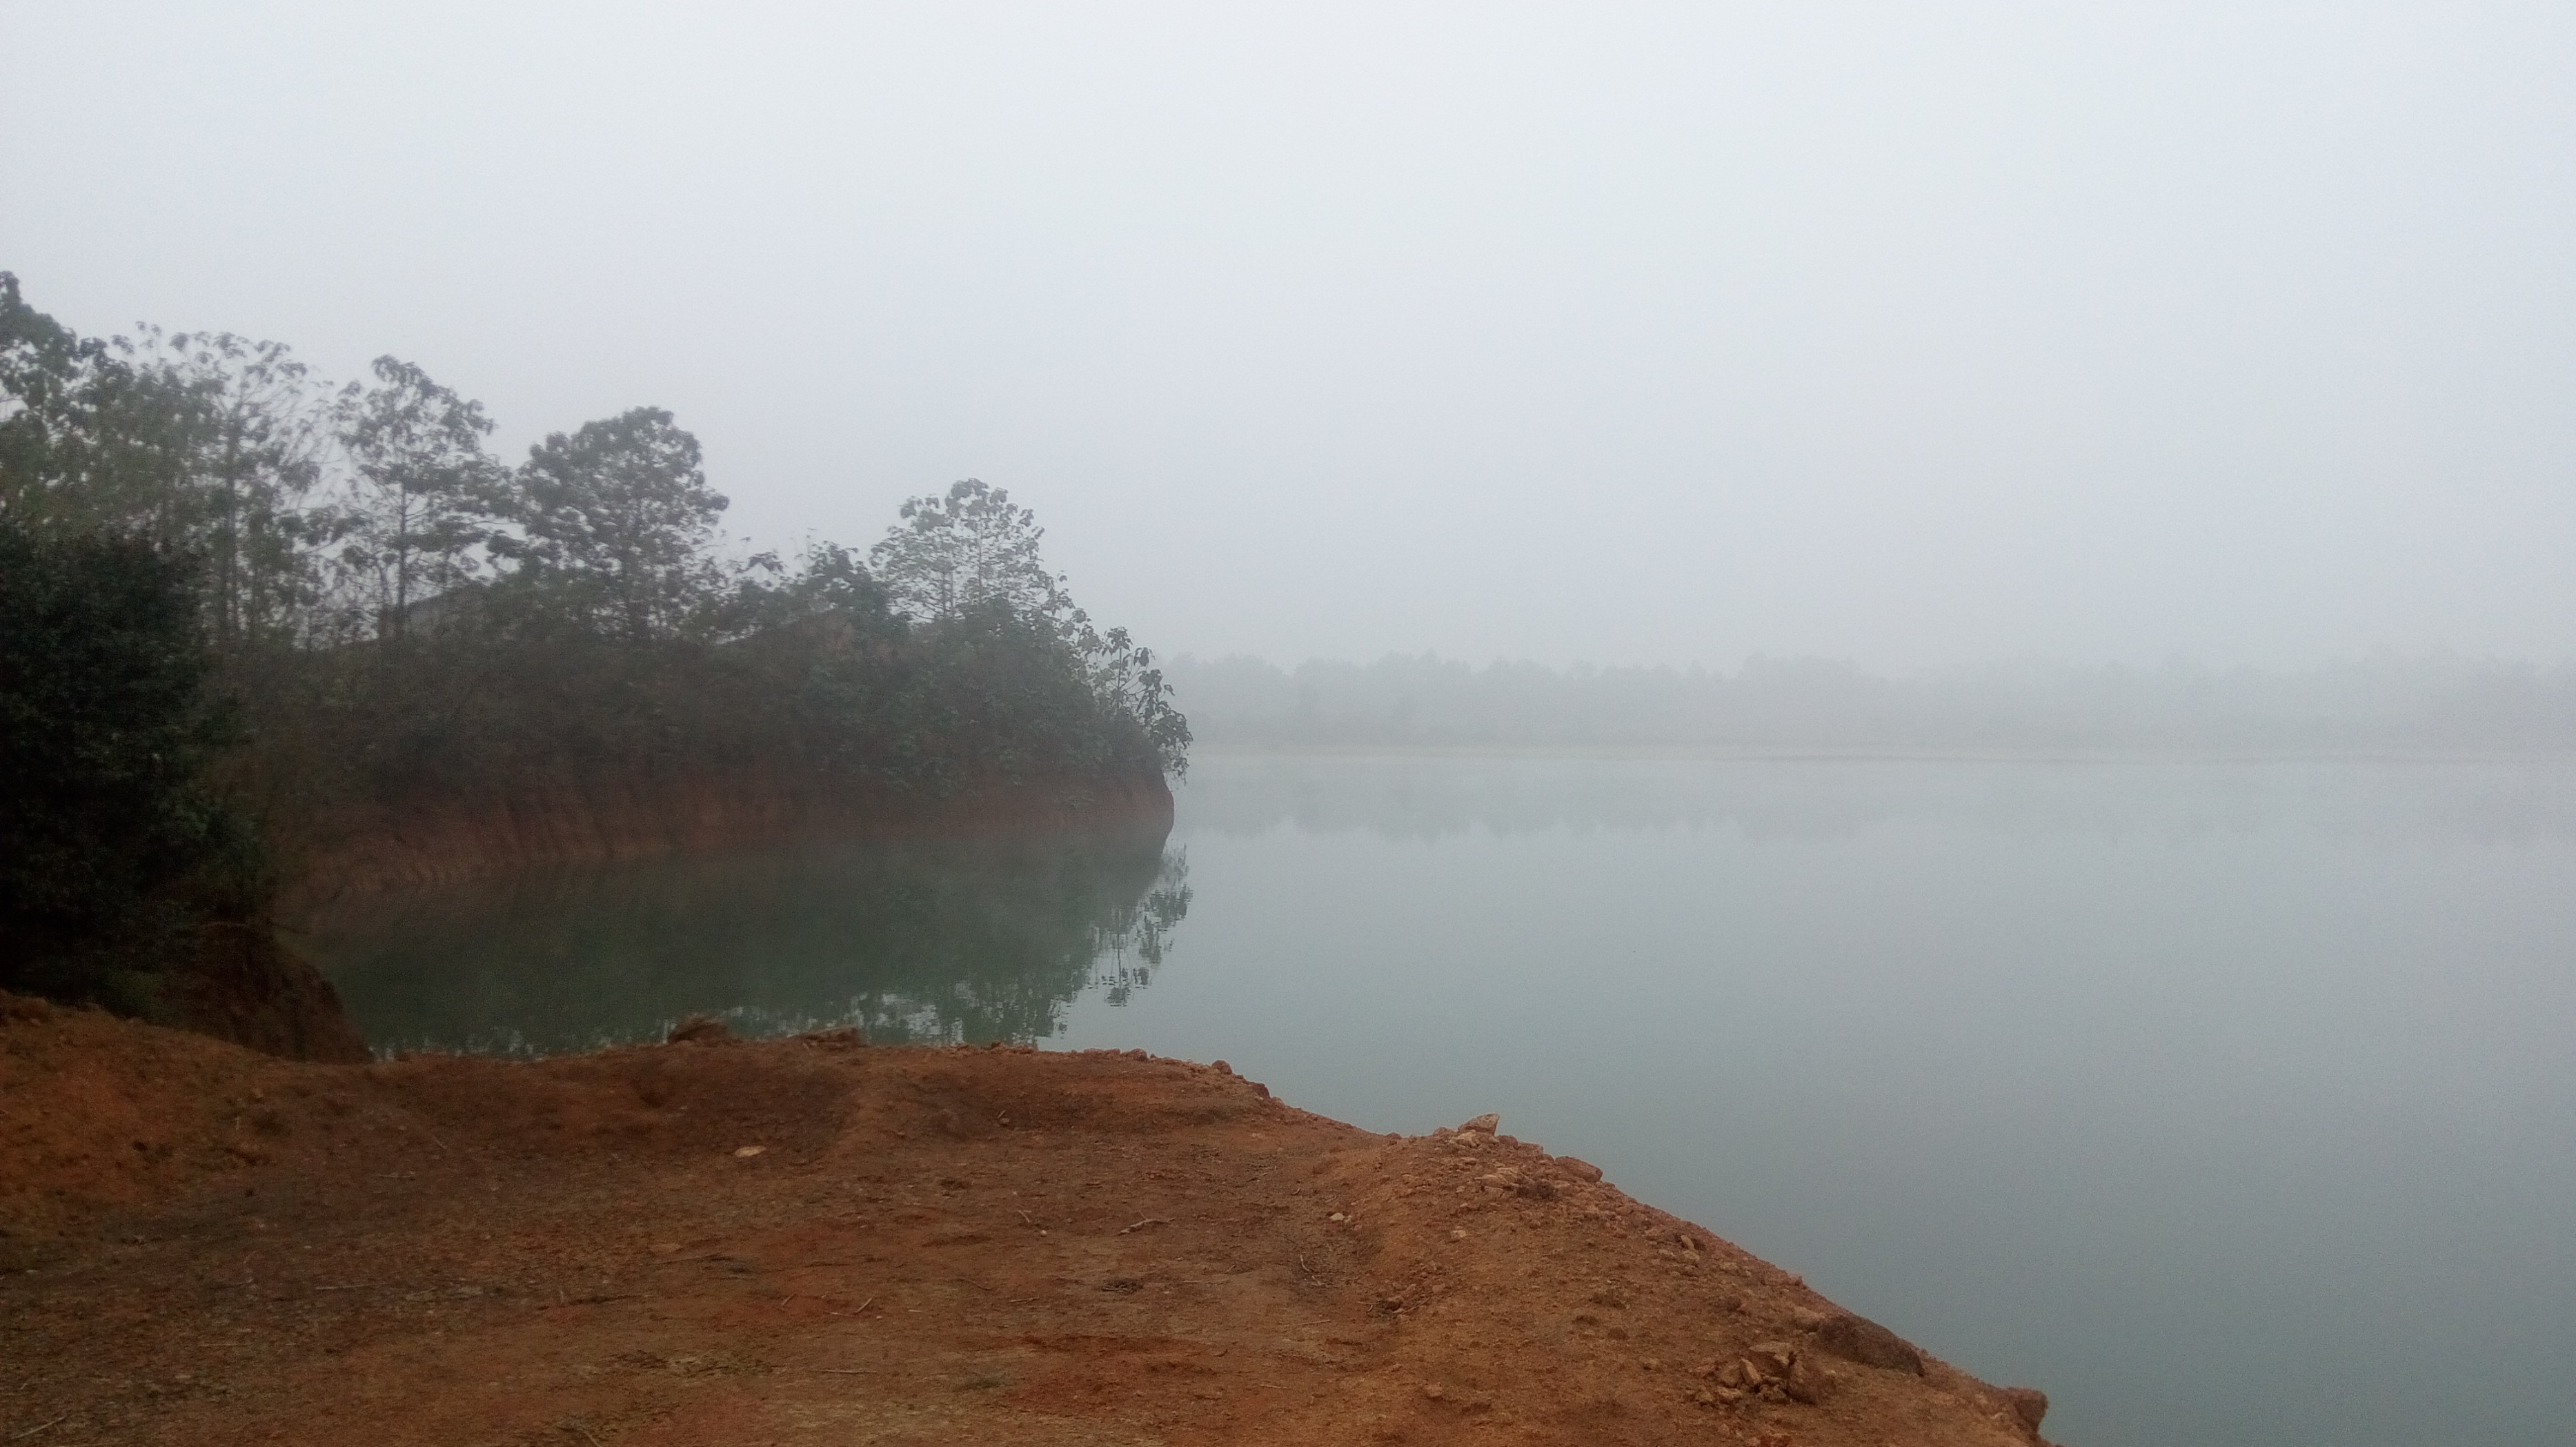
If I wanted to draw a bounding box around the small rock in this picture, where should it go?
[1449,1228,1469,1241]
[2000,1387,2050,1433]
[1555,1156,1605,1183]
[733,1145,766,1159]
[1809,1311,1925,1375]
[1328,1212,1347,1223]
[1458,1112,1501,1134]
[1211,1060,1232,1074]
[1421,1384,1444,1400]
[1743,1341,1796,1382]
[1785,1354,1839,1406]
[666,1014,731,1045]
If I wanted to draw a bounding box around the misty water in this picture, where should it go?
[306,751,2576,1447]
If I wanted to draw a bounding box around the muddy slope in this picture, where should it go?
[161,924,370,1064]
[1,999,2055,1446]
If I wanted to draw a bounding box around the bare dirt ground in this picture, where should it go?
[2,994,2055,1446]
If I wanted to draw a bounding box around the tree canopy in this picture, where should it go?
[871,478,1065,625]
[498,406,728,642]
[333,356,500,640]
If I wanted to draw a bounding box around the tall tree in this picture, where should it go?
[496,406,728,640]
[869,478,1067,626]
[117,326,335,649]
[333,357,500,640]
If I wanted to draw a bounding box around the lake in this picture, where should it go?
[306,751,2576,1447]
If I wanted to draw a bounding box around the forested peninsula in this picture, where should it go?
[0,273,1188,1056]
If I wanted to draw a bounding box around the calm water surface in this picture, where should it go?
[308,752,2576,1447]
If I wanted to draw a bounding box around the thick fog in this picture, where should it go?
[5,2,2573,672]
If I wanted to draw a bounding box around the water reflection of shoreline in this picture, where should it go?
[307,831,1190,1056]
[1177,750,2576,845]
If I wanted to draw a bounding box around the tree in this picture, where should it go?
[333,357,501,641]
[495,406,729,640]
[869,478,1067,626]
[1,273,208,542]
[1076,623,1193,778]
[869,478,1190,777]
[116,326,335,650]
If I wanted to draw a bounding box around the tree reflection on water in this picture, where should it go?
[304,830,1189,1056]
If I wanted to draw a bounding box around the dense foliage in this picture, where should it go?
[0,524,255,1008]
[0,273,1187,1004]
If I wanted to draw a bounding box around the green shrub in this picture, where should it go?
[0,520,258,1009]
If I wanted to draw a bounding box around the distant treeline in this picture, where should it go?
[1171,653,2576,753]
[0,273,1186,1010]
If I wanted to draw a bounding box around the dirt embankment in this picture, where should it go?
[164,925,370,1065]
[292,766,1177,905]
[1,998,2057,1447]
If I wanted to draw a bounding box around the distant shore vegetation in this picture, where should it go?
[1169,650,2576,754]
[0,273,1187,1007]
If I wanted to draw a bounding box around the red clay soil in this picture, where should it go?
[293,768,1175,903]
[1,994,2057,1447]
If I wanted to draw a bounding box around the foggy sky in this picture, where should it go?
[5,3,2573,672]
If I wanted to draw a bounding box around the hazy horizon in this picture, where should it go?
[1158,647,2576,753]
[7,3,2572,673]
[1170,642,2576,675]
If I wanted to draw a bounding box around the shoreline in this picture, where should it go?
[138,767,1176,1065]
